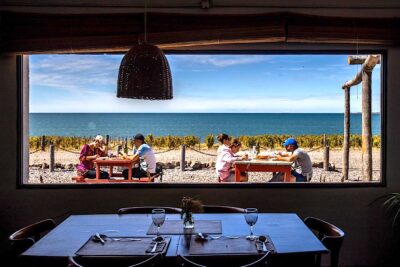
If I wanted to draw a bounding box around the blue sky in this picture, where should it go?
[29,54,381,113]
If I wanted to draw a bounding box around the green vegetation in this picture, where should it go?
[205,134,215,149]
[29,134,381,151]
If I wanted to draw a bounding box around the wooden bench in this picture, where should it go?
[72,174,160,184]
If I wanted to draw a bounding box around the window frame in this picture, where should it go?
[17,49,387,189]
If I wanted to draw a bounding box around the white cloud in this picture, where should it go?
[170,55,269,68]
[31,93,350,113]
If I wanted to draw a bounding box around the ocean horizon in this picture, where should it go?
[29,113,381,138]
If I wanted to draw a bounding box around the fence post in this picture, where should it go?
[324,146,330,171]
[181,144,186,171]
[106,135,110,145]
[41,135,46,151]
[50,144,55,172]
[343,87,350,181]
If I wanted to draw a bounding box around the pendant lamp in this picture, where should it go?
[117,0,173,100]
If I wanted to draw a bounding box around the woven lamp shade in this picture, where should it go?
[117,44,173,99]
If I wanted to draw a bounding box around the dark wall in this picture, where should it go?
[0,45,399,266]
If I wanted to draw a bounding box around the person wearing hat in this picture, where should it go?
[94,135,108,156]
[273,138,313,182]
[121,133,157,179]
[76,136,109,179]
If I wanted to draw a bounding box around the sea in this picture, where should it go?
[29,113,381,139]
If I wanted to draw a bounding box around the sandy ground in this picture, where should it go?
[28,147,381,184]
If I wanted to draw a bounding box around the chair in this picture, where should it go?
[178,252,270,267]
[8,219,56,257]
[201,205,244,213]
[118,206,182,215]
[304,217,345,267]
[69,253,162,267]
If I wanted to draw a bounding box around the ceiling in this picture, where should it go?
[1,0,400,17]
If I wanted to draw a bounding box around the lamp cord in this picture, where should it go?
[144,0,148,44]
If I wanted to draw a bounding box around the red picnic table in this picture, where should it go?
[94,157,134,181]
[234,159,293,182]
[71,158,153,183]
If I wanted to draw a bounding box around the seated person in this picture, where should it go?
[216,138,248,182]
[76,136,109,179]
[94,134,108,156]
[121,133,157,179]
[217,133,232,156]
[272,138,313,182]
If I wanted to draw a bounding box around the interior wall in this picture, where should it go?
[0,44,399,266]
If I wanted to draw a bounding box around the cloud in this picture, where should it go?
[169,55,269,68]
[31,93,353,113]
[30,55,121,94]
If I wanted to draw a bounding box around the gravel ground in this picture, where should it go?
[28,148,381,184]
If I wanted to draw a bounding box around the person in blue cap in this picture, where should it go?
[274,138,313,182]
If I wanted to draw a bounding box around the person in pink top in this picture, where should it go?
[216,133,231,156]
[216,138,248,182]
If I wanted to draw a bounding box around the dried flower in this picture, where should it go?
[181,196,203,224]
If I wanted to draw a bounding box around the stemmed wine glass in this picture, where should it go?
[244,208,258,240]
[152,209,166,241]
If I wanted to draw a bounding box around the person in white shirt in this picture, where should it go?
[121,133,157,179]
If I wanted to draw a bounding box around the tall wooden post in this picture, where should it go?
[181,144,186,172]
[49,145,55,172]
[362,69,373,181]
[342,55,379,182]
[343,87,350,181]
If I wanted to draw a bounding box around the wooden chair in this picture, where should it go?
[8,219,56,257]
[68,253,162,267]
[304,217,345,267]
[201,205,244,213]
[178,252,270,267]
[118,206,182,215]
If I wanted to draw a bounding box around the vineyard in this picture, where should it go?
[29,134,381,151]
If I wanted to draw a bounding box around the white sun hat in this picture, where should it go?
[94,135,104,143]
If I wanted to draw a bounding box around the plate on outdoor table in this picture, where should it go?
[189,236,274,255]
[75,236,171,256]
[97,157,109,160]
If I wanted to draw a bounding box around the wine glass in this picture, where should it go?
[244,208,258,240]
[152,209,166,241]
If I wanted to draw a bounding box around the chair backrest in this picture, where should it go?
[117,206,182,215]
[8,219,56,256]
[201,205,244,213]
[69,253,162,267]
[304,217,345,267]
[178,252,270,267]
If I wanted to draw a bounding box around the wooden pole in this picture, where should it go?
[181,144,186,172]
[343,87,350,181]
[342,55,379,182]
[348,55,381,65]
[49,144,55,172]
[324,145,330,171]
[362,69,373,181]
[41,135,46,151]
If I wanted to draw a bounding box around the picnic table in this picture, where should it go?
[234,159,293,182]
[94,157,135,181]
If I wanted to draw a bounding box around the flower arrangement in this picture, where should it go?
[181,196,203,228]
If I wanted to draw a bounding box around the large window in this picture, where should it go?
[23,52,384,186]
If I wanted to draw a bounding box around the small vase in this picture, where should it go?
[183,212,195,229]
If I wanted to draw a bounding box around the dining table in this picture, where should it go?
[21,213,328,266]
[234,159,293,182]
